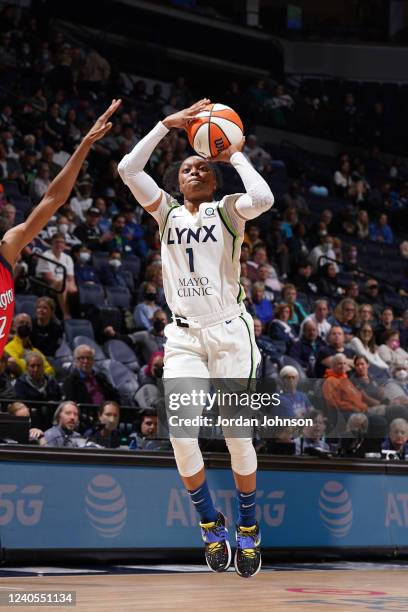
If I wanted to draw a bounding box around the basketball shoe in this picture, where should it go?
[200,512,231,572]
[234,522,261,578]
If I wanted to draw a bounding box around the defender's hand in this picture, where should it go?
[85,99,122,144]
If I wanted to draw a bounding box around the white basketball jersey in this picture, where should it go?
[152,191,246,318]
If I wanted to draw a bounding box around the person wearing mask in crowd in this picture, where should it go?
[138,351,164,387]
[251,282,273,327]
[14,351,61,403]
[309,233,338,272]
[31,297,63,357]
[72,245,100,285]
[84,401,121,449]
[35,232,77,319]
[53,214,81,250]
[379,330,408,369]
[304,299,332,341]
[5,313,54,376]
[382,418,408,459]
[73,207,105,250]
[133,283,160,330]
[63,344,119,405]
[375,307,399,345]
[44,401,82,448]
[290,319,326,375]
[98,249,128,289]
[315,325,355,378]
[383,364,408,409]
[281,283,308,329]
[7,401,46,446]
[269,303,296,354]
[105,309,167,363]
[333,298,359,342]
[316,262,342,300]
[349,324,389,370]
[294,410,330,455]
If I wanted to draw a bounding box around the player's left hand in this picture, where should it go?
[211,137,245,163]
[85,99,122,144]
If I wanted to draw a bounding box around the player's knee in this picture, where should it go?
[225,437,257,475]
[170,437,204,478]
[117,155,129,181]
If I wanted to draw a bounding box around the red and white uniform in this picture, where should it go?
[0,255,15,357]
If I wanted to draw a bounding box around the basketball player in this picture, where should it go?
[0,99,121,356]
[118,99,274,577]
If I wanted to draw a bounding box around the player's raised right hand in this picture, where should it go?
[162,98,210,130]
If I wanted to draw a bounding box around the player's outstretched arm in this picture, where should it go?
[0,99,121,266]
[213,138,274,220]
[118,98,210,213]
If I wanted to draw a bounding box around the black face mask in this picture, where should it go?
[145,292,156,301]
[17,324,31,338]
[153,320,165,333]
[153,365,164,378]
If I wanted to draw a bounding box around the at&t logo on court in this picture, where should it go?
[319,480,353,537]
[85,474,127,538]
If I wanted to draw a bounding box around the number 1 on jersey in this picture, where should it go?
[186,248,195,273]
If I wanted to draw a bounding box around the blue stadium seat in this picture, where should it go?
[15,294,38,317]
[64,319,95,345]
[99,359,139,405]
[122,254,141,279]
[92,251,109,270]
[72,335,106,362]
[105,286,131,309]
[122,269,135,293]
[104,339,140,372]
[78,283,105,307]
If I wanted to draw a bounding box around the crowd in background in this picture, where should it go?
[0,4,408,457]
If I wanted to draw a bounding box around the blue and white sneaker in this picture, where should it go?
[234,523,262,578]
[200,512,231,572]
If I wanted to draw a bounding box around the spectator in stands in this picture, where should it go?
[29,162,50,203]
[122,203,148,258]
[349,324,389,370]
[309,233,338,272]
[356,209,370,240]
[315,325,355,378]
[290,261,318,297]
[269,303,296,354]
[256,265,276,301]
[304,299,332,341]
[358,303,376,328]
[333,298,359,341]
[84,401,121,449]
[281,208,298,240]
[73,245,100,285]
[133,283,160,330]
[290,319,326,375]
[369,213,394,244]
[5,313,54,377]
[281,283,308,328]
[138,351,164,387]
[379,330,408,369]
[7,401,46,445]
[382,418,408,459]
[253,316,281,365]
[44,401,82,448]
[73,207,105,250]
[283,180,310,219]
[401,310,408,351]
[0,143,20,179]
[243,134,271,172]
[102,213,136,254]
[294,410,330,455]
[31,297,63,357]
[375,307,398,345]
[99,249,128,289]
[276,365,312,418]
[0,354,15,401]
[316,262,341,299]
[35,232,77,319]
[322,353,369,415]
[14,352,61,403]
[63,344,119,405]
[383,364,408,408]
[334,160,352,198]
[287,224,310,267]
[362,279,383,315]
[105,308,167,363]
[54,214,81,250]
[129,408,164,450]
[251,282,273,327]
[340,413,376,458]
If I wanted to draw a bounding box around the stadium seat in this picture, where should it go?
[15,294,38,317]
[105,286,131,309]
[122,254,141,279]
[78,283,105,307]
[64,319,95,345]
[99,359,139,405]
[92,251,109,270]
[104,339,140,372]
[54,340,73,372]
[72,335,106,362]
[122,269,135,293]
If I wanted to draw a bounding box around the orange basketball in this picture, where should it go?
[186,103,244,159]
